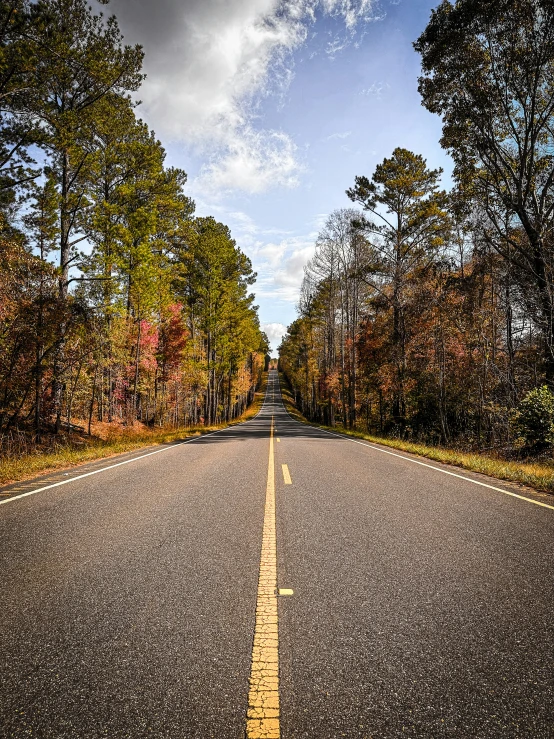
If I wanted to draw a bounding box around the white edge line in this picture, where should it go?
[1,377,276,508]
[277,384,554,512]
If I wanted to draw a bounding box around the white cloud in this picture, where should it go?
[262,322,288,352]
[227,210,260,236]
[273,245,316,296]
[257,241,290,268]
[324,131,352,141]
[110,0,379,195]
[326,36,350,57]
[255,238,317,302]
[196,129,302,196]
[360,81,390,98]
[195,204,293,248]
[207,204,318,305]
[310,212,329,230]
[321,0,381,29]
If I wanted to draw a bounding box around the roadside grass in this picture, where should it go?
[0,373,268,486]
[278,373,554,495]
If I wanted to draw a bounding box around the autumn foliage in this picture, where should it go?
[280,1,554,454]
[0,1,269,451]
[280,156,554,452]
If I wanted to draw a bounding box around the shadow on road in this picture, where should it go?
[190,401,337,444]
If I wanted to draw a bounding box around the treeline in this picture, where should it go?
[280,0,554,452]
[0,0,269,445]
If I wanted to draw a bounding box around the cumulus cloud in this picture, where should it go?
[196,129,301,195]
[262,322,288,353]
[255,238,317,302]
[108,0,379,194]
[207,203,319,307]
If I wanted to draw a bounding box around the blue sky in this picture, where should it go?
[109,0,452,353]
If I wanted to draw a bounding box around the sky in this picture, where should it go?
[106,0,452,354]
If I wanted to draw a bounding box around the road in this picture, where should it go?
[1,369,553,738]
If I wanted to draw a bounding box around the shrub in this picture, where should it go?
[514,386,554,448]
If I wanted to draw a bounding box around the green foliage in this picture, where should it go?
[0,0,267,439]
[16,0,144,296]
[347,147,450,255]
[415,0,554,379]
[0,1,41,205]
[514,386,554,448]
[23,175,59,258]
[345,149,451,425]
[176,216,263,423]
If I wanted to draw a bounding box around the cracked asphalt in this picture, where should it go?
[1,370,553,738]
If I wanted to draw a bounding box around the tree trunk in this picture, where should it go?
[132,318,142,423]
[66,360,83,432]
[88,365,98,436]
[532,241,554,383]
[53,149,72,434]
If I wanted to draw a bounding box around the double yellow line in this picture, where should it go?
[246,416,280,738]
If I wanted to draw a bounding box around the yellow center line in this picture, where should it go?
[246,415,280,739]
[282,464,292,485]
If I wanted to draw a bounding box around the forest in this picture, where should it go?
[279,0,554,455]
[0,0,269,456]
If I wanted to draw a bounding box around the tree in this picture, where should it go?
[279,313,321,421]
[0,1,42,207]
[415,0,554,381]
[19,0,144,299]
[180,217,259,425]
[0,1,268,446]
[0,230,68,436]
[23,175,59,438]
[303,209,367,426]
[514,385,554,448]
[13,0,144,431]
[77,97,192,423]
[347,148,450,423]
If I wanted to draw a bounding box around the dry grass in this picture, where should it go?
[278,378,307,426]
[0,373,268,486]
[278,373,554,495]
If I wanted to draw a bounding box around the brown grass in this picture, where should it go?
[278,373,554,496]
[0,373,268,486]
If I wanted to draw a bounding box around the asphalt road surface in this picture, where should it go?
[1,369,553,738]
